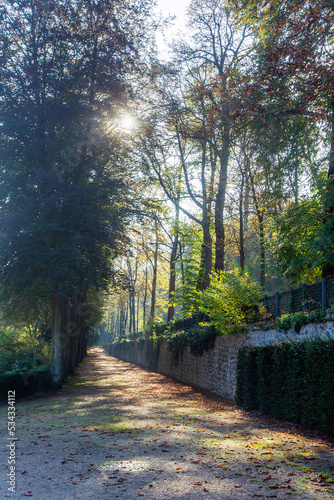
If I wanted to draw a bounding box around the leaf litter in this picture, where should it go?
[0,347,333,499]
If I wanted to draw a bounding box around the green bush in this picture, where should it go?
[0,327,51,374]
[236,339,334,433]
[199,269,264,335]
[235,347,258,411]
[0,365,51,400]
[275,309,329,333]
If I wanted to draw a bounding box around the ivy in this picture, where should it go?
[162,323,217,361]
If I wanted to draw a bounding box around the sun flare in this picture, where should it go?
[119,114,136,132]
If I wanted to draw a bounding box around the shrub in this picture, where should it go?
[0,365,50,400]
[236,339,334,434]
[0,327,51,374]
[275,309,329,333]
[199,269,264,335]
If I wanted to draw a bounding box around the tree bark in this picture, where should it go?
[50,293,68,387]
[167,207,179,323]
[143,265,148,327]
[259,214,266,289]
[322,99,334,278]
[149,219,159,324]
[215,128,230,272]
[200,222,213,289]
[239,170,245,271]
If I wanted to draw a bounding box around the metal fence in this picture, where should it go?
[264,277,334,319]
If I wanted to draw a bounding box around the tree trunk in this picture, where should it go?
[50,293,67,387]
[259,213,266,289]
[239,170,245,271]
[149,230,158,324]
[167,205,180,323]
[215,128,230,272]
[248,169,266,288]
[127,259,137,333]
[322,99,334,278]
[200,140,213,289]
[200,222,212,289]
[167,237,178,323]
[50,292,86,386]
[143,265,148,327]
[136,293,140,332]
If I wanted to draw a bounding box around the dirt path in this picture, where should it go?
[1,347,334,499]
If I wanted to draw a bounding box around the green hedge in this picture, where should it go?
[0,365,51,400]
[236,339,334,434]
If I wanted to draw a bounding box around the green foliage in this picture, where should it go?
[174,227,203,317]
[162,323,217,361]
[0,327,51,375]
[270,197,324,284]
[199,269,264,335]
[236,339,334,434]
[275,309,329,333]
[235,347,259,411]
[0,365,50,400]
[0,0,152,385]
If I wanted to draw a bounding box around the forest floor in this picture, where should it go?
[1,347,334,500]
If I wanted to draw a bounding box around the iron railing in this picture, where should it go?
[264,277,334,319]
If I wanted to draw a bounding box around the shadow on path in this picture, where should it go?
[1,347,333,499]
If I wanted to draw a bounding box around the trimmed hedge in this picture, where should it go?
[236,339,334,434]
[0,365,51,400]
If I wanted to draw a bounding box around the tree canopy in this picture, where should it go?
[1,0,333,372]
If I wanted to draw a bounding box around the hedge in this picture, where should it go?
[0,365,51,400]
[236,339,334,434]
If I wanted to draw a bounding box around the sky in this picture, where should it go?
[155,0,191,57]
[156,0,190,21]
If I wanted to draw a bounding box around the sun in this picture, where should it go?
[119,114,136,132]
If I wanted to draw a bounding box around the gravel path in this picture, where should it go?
[1,347,334,499]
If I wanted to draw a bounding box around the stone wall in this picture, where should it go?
[106,321,334,400]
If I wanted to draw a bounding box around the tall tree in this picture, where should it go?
[177,0,252,272]
[231,0,334,277]
[0,0,155,386]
